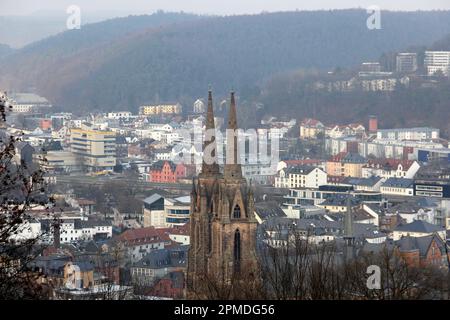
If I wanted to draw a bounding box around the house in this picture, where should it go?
[299,118,325,139]
[392,220,446,240]
[254,201,287,224]
[395,234,447,267]
[316,195,361,213]
[380,177,414,196]
[117,227,172,263]
[325,123,365,139]
[341,176,384,192]
[40,218,112,244]
[325,152,367,178]
[130,246,188,286]
[385,201,436,224]
[148,271,184,299]
[168,224,190,245]
[362,159,420,179]
[274,165,327,189]
[146,160,187,183]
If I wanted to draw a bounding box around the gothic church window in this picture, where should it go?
[233,204,241,218]
[234,229,241,273]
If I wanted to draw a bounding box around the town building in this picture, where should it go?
[143,193,190,228]
[9,92,52,113]
[362,159,420,179]
[146,160,187,183]
[326,152,367,178]
[380,177,414,196]
[139,104,182,116]
[70,124,117,171]
[275,165,327,189]
[424,51,450,76]
[396,53,418,73]
[376,127,439,141]
[392,220,446,241]
[299,118,325,139]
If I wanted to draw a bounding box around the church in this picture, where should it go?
[186,90,260,298]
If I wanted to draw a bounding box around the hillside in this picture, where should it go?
[2,10,450,112]
[0,44,14,59]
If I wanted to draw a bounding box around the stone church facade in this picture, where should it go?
[186,90,259,298]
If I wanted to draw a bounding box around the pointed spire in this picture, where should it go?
[224,91,243,179]
[344,194,354,238]
[200,89,220,176]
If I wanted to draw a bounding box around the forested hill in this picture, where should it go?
[0,44,14,59]
[2,10,450,112]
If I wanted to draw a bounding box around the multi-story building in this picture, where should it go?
[396,53,418,73]
[376,127,439,141]
[143,193,190,228]
[70,124,117,171]
[145,160,186,183]
[362,159,420,179]
[118,227,172,263]
[392,220,446,241]
[9,92,52,113]
[380,177,414,196]
[139,104,182,116]
[275,165,327,189]
[326,152,367,178]
[360,62,382,73]
[299,118,325,139]
[107,111,132,120]
[424,51,450,76]
[413,164,450,198]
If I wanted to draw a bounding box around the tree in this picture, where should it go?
[0,92,54,299]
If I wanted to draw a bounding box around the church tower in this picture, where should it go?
[187,90,259,298]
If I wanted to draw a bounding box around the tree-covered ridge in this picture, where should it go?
[2,10,450,111]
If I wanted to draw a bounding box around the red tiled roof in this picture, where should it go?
[118,227,171,245]
[300,118,322,127]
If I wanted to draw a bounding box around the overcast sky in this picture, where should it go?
[1,0,450,16]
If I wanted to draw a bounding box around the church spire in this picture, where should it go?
[344,193,355,261]
[224,91,243,179]
[344,194,354,238]
[200,89,220,176]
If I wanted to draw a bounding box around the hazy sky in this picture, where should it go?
[1,0,450,16]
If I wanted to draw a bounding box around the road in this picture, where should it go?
[54,174,285,195]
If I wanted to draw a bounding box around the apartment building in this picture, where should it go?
[424,51,450,76]
[376,127,440,141]
[275,165,327,189]
[326,152,367,178]
[139,104,182,116]
[396,53,418,73]
[70,124,117,171]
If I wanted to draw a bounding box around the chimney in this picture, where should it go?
[369,115,378,133]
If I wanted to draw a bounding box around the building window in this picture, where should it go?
[233,205,241,219]
[234,229,241,273]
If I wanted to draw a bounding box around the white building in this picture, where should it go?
[107,111,132,120]
[396,53,418,73]
[424,51,450,76]
[362,160,420,179]
[143,194,190,228]
[275,165,327,189]
[377,127,439,141]
[9,93,52,113]
[380,178,414,197]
